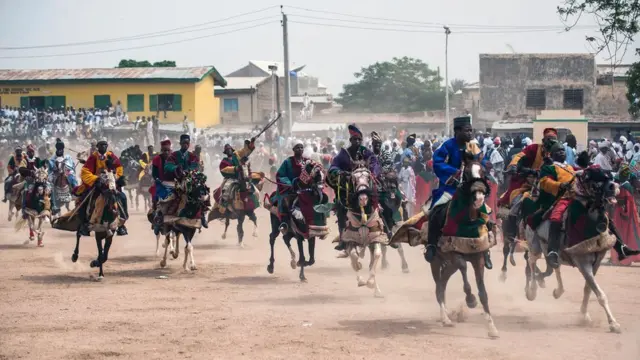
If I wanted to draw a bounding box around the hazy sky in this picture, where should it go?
[0,0,638,94]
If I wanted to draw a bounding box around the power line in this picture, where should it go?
[0,21,276,59]
[0,5,278,50]
[289,20,574,34]
[285,5,598,30]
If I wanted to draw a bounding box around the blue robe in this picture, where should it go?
[430,138,485,208]
[329,146,380,176]
[48,154,78,188]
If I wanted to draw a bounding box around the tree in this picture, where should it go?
[116,59,176,68]
[336,57,444,113]
[558,0,639,63]
[450,78,468,93]
[627,50,640,118]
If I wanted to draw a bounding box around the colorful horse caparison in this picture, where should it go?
[15,167,52,247]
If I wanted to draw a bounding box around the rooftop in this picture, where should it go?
[0,66,227,86]
[215,76,266,91]
[248,60,306,78]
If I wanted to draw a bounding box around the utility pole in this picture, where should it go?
[444,26,451,137]
[281,6,292,136]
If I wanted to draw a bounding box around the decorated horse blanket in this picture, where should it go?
[441,192,492,239]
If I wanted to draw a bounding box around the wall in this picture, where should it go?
[193,75,221,128]
[594,80,630,116]
[217,92,257,124]
[479,54,596,124]
[0,82,196,124]
[256,76,285,122]
[533,110,588,151]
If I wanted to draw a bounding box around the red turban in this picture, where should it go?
[543,128,558,137]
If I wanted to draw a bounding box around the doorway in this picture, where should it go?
[29,96,45,110]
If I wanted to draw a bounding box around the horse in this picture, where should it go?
[333,161,387,297]
[209,161,265,247]
[50,155,74,214]
[15,167,52,247]
[264,160,330,282]
[138,162,153,212]
[53,170,123,281]
[523,167,623,333]
[158,170,210,271]
[378,170,410,273]
[6,172,23,221]
[123,159,142,210]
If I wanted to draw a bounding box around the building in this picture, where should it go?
[0,66,227,128]
[215,60,332,124]
[478,53,597,129]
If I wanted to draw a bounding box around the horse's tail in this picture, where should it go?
[14,216,27,232]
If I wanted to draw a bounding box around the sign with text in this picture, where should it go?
[0,88,41,95]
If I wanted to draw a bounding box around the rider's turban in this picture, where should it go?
[453,116,471,129]
[543,128,558,138]
[371,131,382,143]
[348,124,362,139]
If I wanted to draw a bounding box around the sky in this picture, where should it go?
[0,0,638,95]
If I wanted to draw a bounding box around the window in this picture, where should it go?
[563,89,584,109]
[19,96,65,109]
[526,89,546,109]
[45,96,66,109]
[223,98,239,112]
[150,94,182,112]
[94,95,111,109]
[127,94,144,112]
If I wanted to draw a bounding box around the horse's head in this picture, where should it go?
[99,169,117,192]
[577,166,619,206]
[299,160,325,193]
[351,167,373,208]
[461,157,490,210]
[34,167,48,185]
[381,170,399,192]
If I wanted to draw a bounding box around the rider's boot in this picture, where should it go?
[546,221,563,269]
[424,204,445,263]
[201,210,208,228]
[609,221,640,260]
[484,251,493,270]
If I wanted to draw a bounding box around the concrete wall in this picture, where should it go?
[594,80,630,115]
[479,54,596,124]
[217,92,257,124]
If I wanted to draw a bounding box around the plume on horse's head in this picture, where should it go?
[460,155,490,210]
[576,165,618,206]
[300,160,325,189]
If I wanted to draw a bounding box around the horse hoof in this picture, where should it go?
[190,265,197,271]
[90,260,99,268]
[466,295,478,309]
[238,242,244,248]
[221,233,227,240]
[552,288,564,299]
[381,261,389,270]
[374,290,384,298]
[305,259,315,267]
[488,328,500,339]
[499,271,507,283]
[289,259,297,269]
[92,275,104,282]
[336,251,349,259]
[579,313,593,326]
[171,252,179,260]
[357,278,367,287]
[526,288,537,301]
[366,279,376,289]
[509,256,516,267]
[160,259,167,268]
[300,277,308,283]
[37,240,43,247]
[252,231,258,237]
[71,254,78,263]
[442,320,455,328]
[267,264,274,274]
[402,266,410,274]
[610,323,622,334]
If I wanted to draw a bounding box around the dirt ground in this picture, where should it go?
[1,204,639,360]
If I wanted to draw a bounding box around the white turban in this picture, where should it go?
[292,139,304,149]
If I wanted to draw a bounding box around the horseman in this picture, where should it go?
[164,134,206,227]
[141,145,156,164]
[218,139,257,206]
[329,124,380,253]
[150,139,173,222]
[371,131,401,238]
[3,145,25,202]
[423,116,493,269]
[400,133,424,174]
[47,138,78,214]
[75,139,128,236]
[18,144,48,210]
[273,140,309,232]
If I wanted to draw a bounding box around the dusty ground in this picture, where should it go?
[1,204,639,360]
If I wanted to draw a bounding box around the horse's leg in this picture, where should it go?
[306,237,315,266]
[397,243,410,273]
[472,255,499,338]
[222,216,229,239]
[367,243,383,297]
[349,245,366,287]
[456,255,477,309]
[135,189,140,211]
[431,257,457,327]
[155,230,161,257]
[72,231,81,262]
[526,251,541,301]
[7,201,12,221]
[90,234,105,280]
[172,232,180,259]
[296,235,307,282]
[283,233,297,269]
[248,211,258,237]
[23,216,33,245]
[381,244,389,270]
[160,233,171,268]
[552,266,565,299]
[184,229,197,271]
[267,214,279,274]
[237,214,245,248]
[500,237,510,282]
[36,217,44,247]
[575,253,621,333]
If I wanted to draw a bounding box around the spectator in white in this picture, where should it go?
[593,140,614,170]
[115,101,122,118]
[182,115,189,134]
[146,116,153,147]
[398,157,416,217]
[564,134,577,166]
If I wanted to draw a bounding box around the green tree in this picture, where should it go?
[336,57,444,113]
[450,78,468,93]
[116,59,176,68]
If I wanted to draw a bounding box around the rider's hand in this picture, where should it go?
[175,166,185,179]
[250,137,255,144]
[560,182,572,191]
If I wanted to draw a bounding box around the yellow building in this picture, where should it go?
[0,66,227,128]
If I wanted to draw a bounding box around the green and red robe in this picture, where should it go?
[611,186,640,264]
[566,199,607,248]
[441,192,492,239]
[272,156,325,226]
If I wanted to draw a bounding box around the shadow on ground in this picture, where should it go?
[327,318,433,339]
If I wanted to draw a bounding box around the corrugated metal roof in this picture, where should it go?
[0,66,227,86]
[215,76,266,90]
